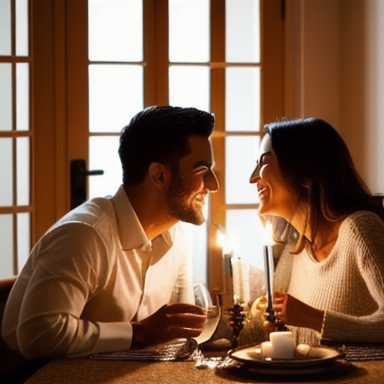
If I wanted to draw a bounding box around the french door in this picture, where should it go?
[1,0,284,290]
[65,0,284,292]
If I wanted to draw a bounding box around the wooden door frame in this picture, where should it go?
[32,0,68,243]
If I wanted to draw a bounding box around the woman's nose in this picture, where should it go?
[249,163,261,184]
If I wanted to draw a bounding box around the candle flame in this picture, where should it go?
[216,229,225,248]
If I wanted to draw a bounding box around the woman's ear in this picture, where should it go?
[148,162,168,189]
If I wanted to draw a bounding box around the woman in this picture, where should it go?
[250,117,384,343]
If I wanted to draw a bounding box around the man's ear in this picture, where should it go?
[148,162,168,189]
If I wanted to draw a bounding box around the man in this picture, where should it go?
[2,106,219,359]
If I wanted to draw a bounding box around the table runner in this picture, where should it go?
[321,341,384,362]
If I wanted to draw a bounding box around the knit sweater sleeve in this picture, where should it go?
[322,211,384,343]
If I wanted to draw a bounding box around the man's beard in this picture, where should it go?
[166,173,205,225]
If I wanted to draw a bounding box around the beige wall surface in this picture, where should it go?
[285,0,384,194]
[340,0,384,194]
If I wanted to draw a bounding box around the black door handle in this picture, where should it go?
[70,159,104,209]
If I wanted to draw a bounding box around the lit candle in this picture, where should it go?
[260,331,296,359]
[269,331,296,359]
[230,235,250,304]
[260,341,274,357]
[263,222,275,323]
[231,257,241,303]
[296,343,311,356]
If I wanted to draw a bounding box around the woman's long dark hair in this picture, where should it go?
[266,118,384,253]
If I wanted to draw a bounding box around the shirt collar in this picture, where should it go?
[111,185,151,251]
[111,185,174,252]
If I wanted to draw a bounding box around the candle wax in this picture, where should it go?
[260,341,274,357]
[260,331,296,359]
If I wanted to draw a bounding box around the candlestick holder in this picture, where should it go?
[275,319,288,332]
[228,301,248,348]
[265,304,288,331]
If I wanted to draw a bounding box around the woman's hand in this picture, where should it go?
[251,296,279,337]
[131,303,206,348]
[250,295,267,321]
[273,291,324,332]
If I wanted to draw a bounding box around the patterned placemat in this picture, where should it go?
[321,341,384,361]
[90,338,196,362]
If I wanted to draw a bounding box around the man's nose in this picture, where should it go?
[205,170,219,192]
[249,163,261,184]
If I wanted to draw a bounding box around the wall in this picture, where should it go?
[340,0,384,193]
[285,0,384,194]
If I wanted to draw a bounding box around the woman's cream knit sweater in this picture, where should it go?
[274,211,384,343]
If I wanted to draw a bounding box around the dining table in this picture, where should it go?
[23,355,383,384]
[24,338,384,384]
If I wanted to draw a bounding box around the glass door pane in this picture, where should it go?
[88,64,143,133]
[16,63,30,130]
[16,0,29,56]
[225,67,261,131]
[88,0,144,199]
[88,0,143,62]
[169,66,210,111]
[0,0,31,277]
[0,215,13,277]
[169,0,210,62]
[225,136,259,204]
[89,136,121,199]
[0,138,13,206]
[226,0,260,63]
[0,0,11,55]
[0,63,12,131]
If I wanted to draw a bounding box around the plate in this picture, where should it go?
[229,344,343,375]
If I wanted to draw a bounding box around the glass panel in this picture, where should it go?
[169,0,210,63]
[89,136,121,199]
[169,66,210,111]
[182,221,208,286]
[226,209,264,269]
[225,136,259,205]
[0,138,13,206]
[0,0,11,55]
[17,212,30,273]
[226,0,260,63]
[16,0,29,56]
[16,63,30,130]
[0,63,13,131]
[88,0,143,62]
[17,137,30,205]
[0,214,13,278]
[225,67,260,131]
[89,64,144,133]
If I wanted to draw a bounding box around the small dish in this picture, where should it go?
[229,344,343,375]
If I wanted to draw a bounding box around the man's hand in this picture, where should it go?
[131,303,206,348]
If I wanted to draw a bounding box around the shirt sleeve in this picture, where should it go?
[15,223,131,359]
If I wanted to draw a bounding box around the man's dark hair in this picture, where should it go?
[118,106,215,187]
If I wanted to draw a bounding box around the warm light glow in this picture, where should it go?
[229,234,242,257]
[264,221,274,246]
[216,228,226,248]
